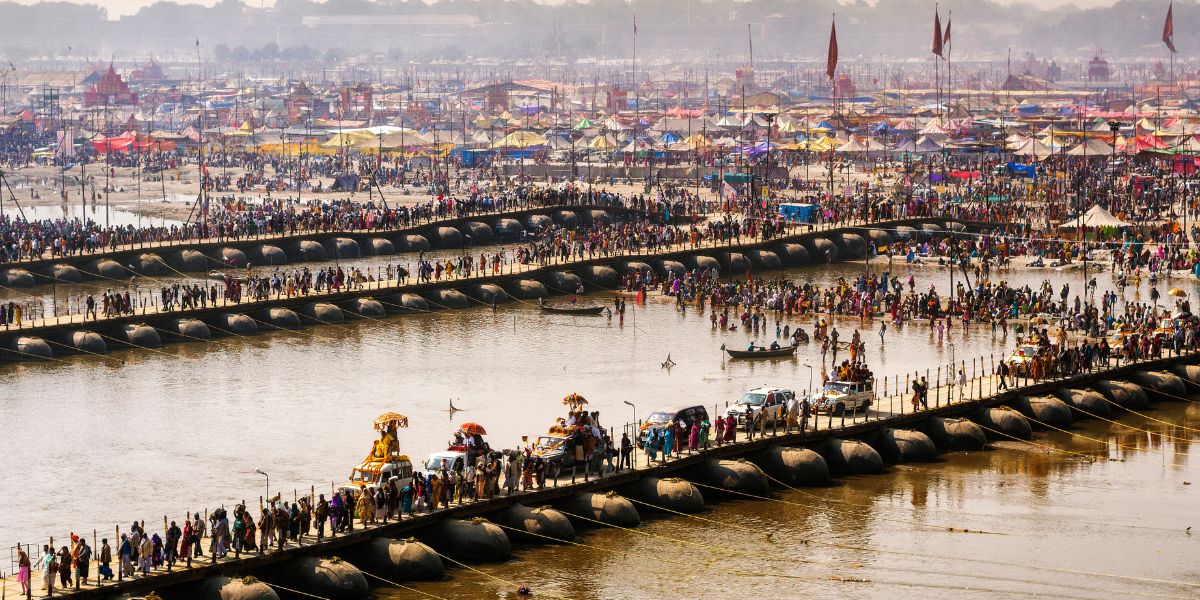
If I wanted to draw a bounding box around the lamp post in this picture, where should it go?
[1107,121,1121,212]
[255,469,269,504]
[802,362,814,396]
[622,400,637,425]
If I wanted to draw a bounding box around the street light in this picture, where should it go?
[802,362,814,396]
[254,469,269,504]
[1107,121,1122,212]
[622,400,637,424]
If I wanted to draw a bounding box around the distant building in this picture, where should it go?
[834,73,856,97]
[286,82,329,120]
[130,60,166,84]
[83,65,138,107]
[1088,55,1111,83]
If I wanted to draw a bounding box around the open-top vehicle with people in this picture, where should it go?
[350,412,415,492]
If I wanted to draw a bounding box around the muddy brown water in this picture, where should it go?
[0,259,1197,598]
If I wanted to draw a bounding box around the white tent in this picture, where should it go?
[1065,138,1115,156]
[1058,205,1131,228]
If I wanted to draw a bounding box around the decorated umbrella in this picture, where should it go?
[563,392,588,410]
[459,422,487,436]
[1168,288,1187,297]
[374,412,409,430]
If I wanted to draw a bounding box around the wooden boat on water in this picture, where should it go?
[725,345,798,359]
[539,299,606,315]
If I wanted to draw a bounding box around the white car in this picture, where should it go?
[725,387,793,426]
[810,379,874,416]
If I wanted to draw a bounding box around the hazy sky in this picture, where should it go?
[9,0,1124,19]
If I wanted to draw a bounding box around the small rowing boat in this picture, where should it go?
[725,345,798,359]
[539,301,606,316]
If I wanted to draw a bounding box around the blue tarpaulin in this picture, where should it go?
[1007,162,1038,178]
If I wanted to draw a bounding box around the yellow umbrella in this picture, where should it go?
[1168,288,1187,297]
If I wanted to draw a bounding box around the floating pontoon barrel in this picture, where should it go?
[466,284,508,305]
[586,209,611,224]
[92,259,127,279]
[424,289,470,309]
[167,318,212,341]
[625,477,705,513]
[343,298,386,319]
[774,244,810,266]
[499,280,544,302]
[324,237,361,259]
[1093,380,1149,409]
[395,293,430,313]
[254,245,288,265]
[915,417,987,451]
[654,260,686,277]
[752,446,830,486]
[430,227,463,249]
[558,492,640,527]
[1171,364,1200,386]
[48,264,82,283]
[1130,371,1187,401]
[460,221,494,244]
[276,556,368,600]
[170,249,210,272]
[289,240,328,262]
[1010,396,1073,428]
[836,232,867,258]
[722,252,750,274]
[815,438,883,474]
[524,214,553,231]
[213,313,259,336]
[944,221,966,232]
[304,302,345,324]
[212,247,248,268]
[748,249,782,270]
[496,504,576,542]
[492,218,525,238]
[918,222,944,237]
[804,238,839,263]
[687,255,722,273]
[1053,388,1111,418]
[971,407,1032,440]
[120,324,161,348]
[343,538,444,581]
[2,268,35,287]
[551,210,579,227]
[7,337,51,360]
[65,331,106,354]
[866,428,938,463]
[398,234,430,252]
[200,575,279,600]
[622,261,653,274]
[422,518,511,561]
[893,225,917,240]
[542,271,584,294]
[367,238,396,256]
[577,265,619,288]
[260,307,302,329]
[137,253,170,275]
[866,229,893,248]
[695,459,769,495]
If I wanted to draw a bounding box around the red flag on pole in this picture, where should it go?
[633,15,637,35]
[932,9,944,57]
[1163,2,1177,53]
[826,18,838,80]
[943,17,951,46]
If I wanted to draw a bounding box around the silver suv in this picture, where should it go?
[726,387,793,426]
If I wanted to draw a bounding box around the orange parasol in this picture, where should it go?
[373,412,409,431]
[459,422,487,436]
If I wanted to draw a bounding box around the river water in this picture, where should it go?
[0,257,1197,597]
